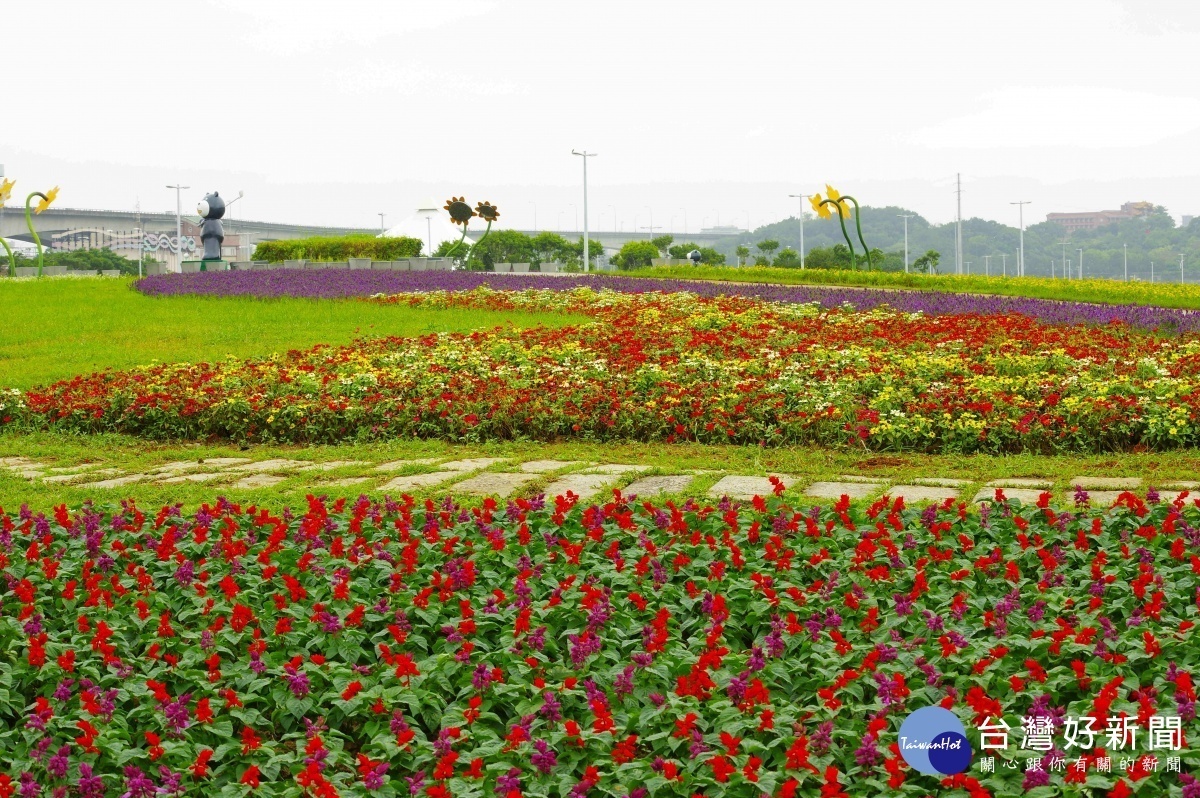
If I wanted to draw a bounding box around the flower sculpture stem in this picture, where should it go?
[844,196,873,270]
[821,198,858,270]
[0,237,14,278]
[25,192,48,277]
[444,227,469,259]
[464,220,493,266]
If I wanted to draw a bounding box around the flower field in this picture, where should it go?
[135,270,1200,332]
[2,485,1199,797]
[11,287,1200,453]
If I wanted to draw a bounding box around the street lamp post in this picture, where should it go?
[166,183,190,272]
[1181,253,1186,284]
[1001,253,1007,276]
[1124,243,1128,282]
[788,194,811,269]
[1077,248,1084,279]
[984,254,991,276]
[1060,241,1069,280]
[897,213,914,273]
[570,150,597,273]
[378,213,386,236]
[1011,200,1031,277]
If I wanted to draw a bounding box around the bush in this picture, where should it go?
[612,240,662,270]
[252,235,422,263]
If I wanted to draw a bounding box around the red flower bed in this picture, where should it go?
[0,486,1198,795]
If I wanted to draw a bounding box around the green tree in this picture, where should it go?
[612,240,660,270]
[773,247,801,267]
[650,235,674,257]
[735,245,750,266]
[912,249,941,274]
[756,239,780,259]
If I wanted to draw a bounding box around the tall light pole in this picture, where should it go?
[1060,241,1069,280]
[1001,253,1007,276]
[897,213,914,273]
[789,194,811,269]
[1077,248,1084,279]
[571,150,596,272]
[378,213,386,236]
[983,254,991,276]
[1011,200,1030,277]
[166,183,189,272]
[1181,253,1186,284]
[1151,261,1155,282]
[1123,243,1128,282]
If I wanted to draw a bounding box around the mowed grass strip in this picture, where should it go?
[634,264,1200,310]
[0,277,587,389]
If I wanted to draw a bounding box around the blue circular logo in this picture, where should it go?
[898,707,972,775]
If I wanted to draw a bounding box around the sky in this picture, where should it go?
[4,0,1200,232]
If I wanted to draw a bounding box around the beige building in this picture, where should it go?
[1046,201,1154,232]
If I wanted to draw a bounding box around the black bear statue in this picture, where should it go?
[197,192,226,261]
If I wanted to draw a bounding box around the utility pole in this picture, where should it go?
[571,150,597,272]
[897,214,914,273]
[1060,241,1069,280]
[1001,253,1007,276]
[983,254,991,276]
[788,194,811,269]
[1077,248,1084,279]
[378,213,386,236]
[1011,200,1030,277]
[965,261,971,274]
[1151,261,1155,282]
[166,183,189,272]
[1181,253,1186,284]
[955,173,963,274]
[1124,243,1128,282]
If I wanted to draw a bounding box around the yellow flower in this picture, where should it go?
[823,184,852,218]
[825,184,841,202]
[34,186,59,214]
[0,178,13,207]
[810,193,831,220]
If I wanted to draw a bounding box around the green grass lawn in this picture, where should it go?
[633,264,1200,309]
[0,277,587,389]
[2,430,1197,511]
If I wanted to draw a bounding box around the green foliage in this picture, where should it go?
[11,248,155,275]
[735,245,750,266]
[772,247,800,267]
[612,240,660,270]
[912,249,941,274]
[252,234,422,263]
[650,235,674,256]
[666,243,726,265]
[756,239,780,257]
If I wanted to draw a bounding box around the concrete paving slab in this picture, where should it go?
[801,480,884,500]
[372,458,442,472]
[519,459,585,473]
[380,472,463,492]
[1079,490,1125,506]
[711,474,800,500]
[453,472,538,497]
[1069,476,1142,490]
[228,459,311,472]
[14,469,45,479]
[1162,481,1200,490]
[582,463,652,475]
[46,464,101,474]
[987,478,1053,489]
[973,488,1047,504]
[155,473,227,484]
[543,473,620,501]
[886,485,961,504]
[199,457,253,467]
[911,477,972,487]
[437,458,507,472]
[77,474,150,489]
[297,460,371,471]
[43,469,122,484]
[147,461,205,475]
[624,475,696,497]
[232,474,287,489]
[838,475,890,483]
[0,457,39,467]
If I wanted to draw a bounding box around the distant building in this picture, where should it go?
[1046,201,1155,232]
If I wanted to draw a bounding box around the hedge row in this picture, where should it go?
[251,234,423,263]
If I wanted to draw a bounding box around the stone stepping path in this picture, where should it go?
[0,454,1193,505]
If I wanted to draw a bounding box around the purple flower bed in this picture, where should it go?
[135,269,1200,331]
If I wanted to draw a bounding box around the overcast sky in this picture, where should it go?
[4,0,1200,232]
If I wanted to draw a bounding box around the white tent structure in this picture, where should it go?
[381,202,473,256]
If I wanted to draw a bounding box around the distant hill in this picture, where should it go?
[717,205,1200,281]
